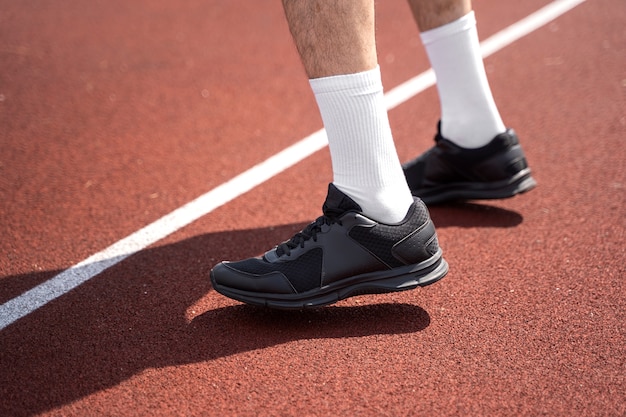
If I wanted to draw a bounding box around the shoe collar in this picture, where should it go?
[322,183,362,218]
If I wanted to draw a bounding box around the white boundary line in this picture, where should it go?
[0,0,586,331]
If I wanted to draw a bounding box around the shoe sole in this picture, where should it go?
[211,249,448,310]
[415,168,537,205]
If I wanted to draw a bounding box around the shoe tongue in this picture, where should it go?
[268,184,361,260]
[322,183,362,217]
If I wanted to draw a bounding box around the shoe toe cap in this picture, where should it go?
[211,262,296,294]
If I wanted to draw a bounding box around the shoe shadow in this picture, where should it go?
[184,302,429,364]
[0,223,429,417]
[428,201,524,228]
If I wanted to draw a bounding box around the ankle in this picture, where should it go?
[333,182,413,224]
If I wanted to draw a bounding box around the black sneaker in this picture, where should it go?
[210,184,448,309]
[403,124,537,205]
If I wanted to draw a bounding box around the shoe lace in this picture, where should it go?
[277,215,342,257]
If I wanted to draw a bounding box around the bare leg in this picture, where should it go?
[282,0,376,78]
[281,0,413,223]
[408,0,471,31]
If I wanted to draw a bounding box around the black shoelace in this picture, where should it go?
[276,215,342,257]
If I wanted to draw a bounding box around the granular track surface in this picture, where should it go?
[1,0,624,416]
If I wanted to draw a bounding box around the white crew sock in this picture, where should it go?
[421,11,506,148]
[309,66,413,224]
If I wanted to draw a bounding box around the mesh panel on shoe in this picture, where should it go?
[349,203,430,268]
[425,235,440,257]
[230,248,323,293]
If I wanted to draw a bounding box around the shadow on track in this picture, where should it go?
[0,203,524,416]
[428,201,524,228]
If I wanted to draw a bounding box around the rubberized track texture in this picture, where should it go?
[1,0,625,416]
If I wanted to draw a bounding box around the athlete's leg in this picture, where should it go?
[282,0,413,223]
[282,0,377,79]
[403,0,536,204]
[210,0,448,308]
[408,0,505,148]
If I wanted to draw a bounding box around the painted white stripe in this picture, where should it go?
[0,0,586,331]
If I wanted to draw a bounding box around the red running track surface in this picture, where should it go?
[1,0,624,415]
